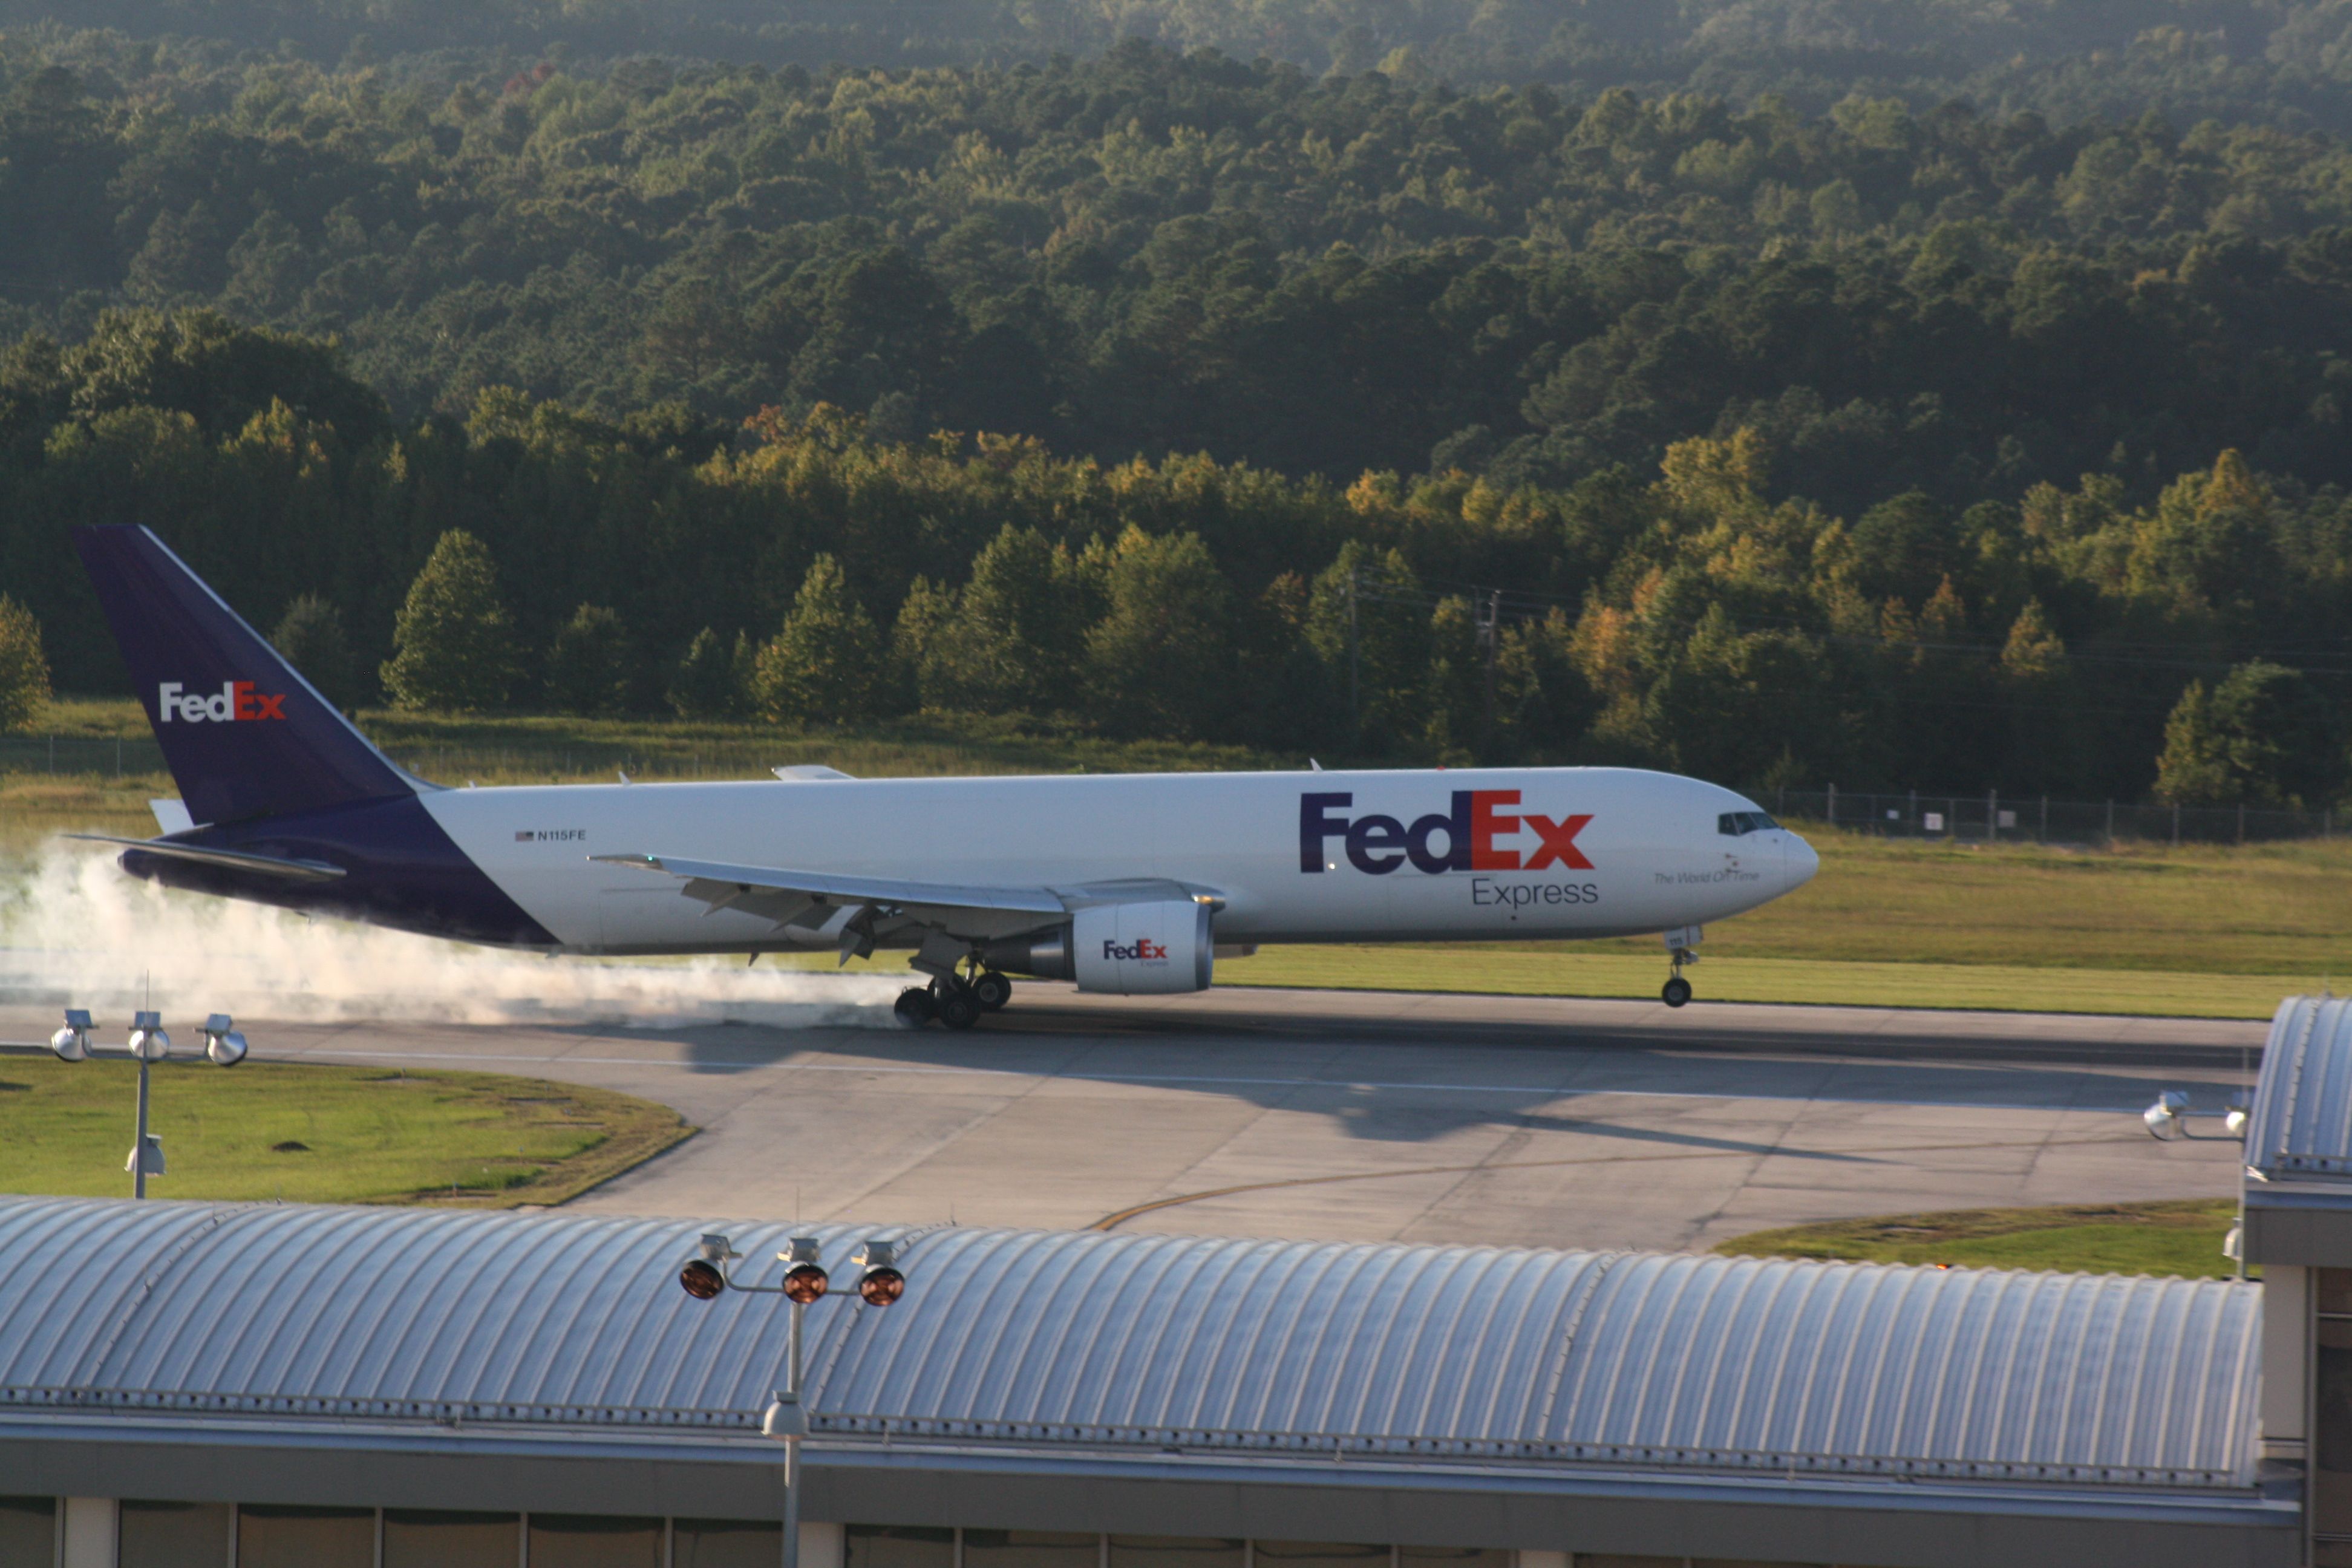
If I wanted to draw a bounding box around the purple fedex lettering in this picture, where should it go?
[1301,790,1592,875]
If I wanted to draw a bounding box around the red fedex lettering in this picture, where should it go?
[1522,813,1593,871]
[1468,789,1521,870]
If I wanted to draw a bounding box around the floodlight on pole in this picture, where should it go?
[668,1231,910,1568]
[49,1005,253,1197]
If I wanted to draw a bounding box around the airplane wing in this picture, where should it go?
[590,854,1067,952]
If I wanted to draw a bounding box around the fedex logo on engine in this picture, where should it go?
[157,681,287,723]
[1103,938,1168,962]
[1300,791,1592,875]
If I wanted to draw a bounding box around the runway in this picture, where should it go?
[0,984,2265,1252]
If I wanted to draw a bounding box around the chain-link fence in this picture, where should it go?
[1766,785,2340,846]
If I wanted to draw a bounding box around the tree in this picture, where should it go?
[0,595,51,733]
[379,531,520,712]
[751,555,881,725]
[668,627,743,719]
[920,526,1093,713]
[2154,661,2342,806]
[546,604,632,716]
[1082,527,1231,739]
[271,593,356,709]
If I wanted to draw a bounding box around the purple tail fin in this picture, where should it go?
[73,526,422,827]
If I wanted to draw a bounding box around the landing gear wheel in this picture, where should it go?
[934,983,984,1031]
[893,987,938,1027]
[1661,976,1693,1008]
[970,970,1013,1011]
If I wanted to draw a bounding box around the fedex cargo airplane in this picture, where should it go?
[68,526,1818,1028]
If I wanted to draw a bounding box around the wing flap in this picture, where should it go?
[593,854,1068,921]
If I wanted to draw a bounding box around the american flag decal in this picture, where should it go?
[515,830,534,841]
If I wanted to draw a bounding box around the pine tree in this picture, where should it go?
[668,627,743,719]
[271,593,356,708]
[0,595,51,734]
[379,531,518,712]
[1082,527,1230,739]
[751,555,881,725]
[545,604,631,715]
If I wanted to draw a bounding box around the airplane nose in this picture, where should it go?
[1784,832,1820,891]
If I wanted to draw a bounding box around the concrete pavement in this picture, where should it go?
[1,985,2261,1252]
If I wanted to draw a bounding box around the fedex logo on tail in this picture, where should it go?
[158,681,287,723]
[1301,791,1592,875]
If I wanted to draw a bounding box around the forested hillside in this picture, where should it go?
[3,312,2345,805]
[1,13,2349,805]
[10,42,2352,506]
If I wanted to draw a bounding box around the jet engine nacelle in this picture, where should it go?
[986,900,1214,995]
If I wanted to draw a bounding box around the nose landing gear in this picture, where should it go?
[1660,925,1702,1008]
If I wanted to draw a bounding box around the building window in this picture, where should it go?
[1109,1538,1244,1568]
[120,1500,232,1568]
[384,1509,519,1568]
[964,1531,1100,1568]
[527,1513,662,1567]
[847,1524,956,1568]
[1255,1545,1387,1568]
[674,1519,783,1568]
[0,1498,54,1567]
[236,1505,372,1568]
[2320,1268,2352,1555]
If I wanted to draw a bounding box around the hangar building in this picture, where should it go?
[10,993,2352,1568]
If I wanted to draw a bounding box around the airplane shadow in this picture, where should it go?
[630,993,2226,1154]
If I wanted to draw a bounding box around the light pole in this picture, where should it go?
[50,1008,247,1198]
[676,1232,907,1568]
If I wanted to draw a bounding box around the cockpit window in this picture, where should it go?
[1717,811,1779,835]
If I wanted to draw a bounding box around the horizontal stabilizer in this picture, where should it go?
[66,833,348,881]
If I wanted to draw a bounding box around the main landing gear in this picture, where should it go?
[895,961,1013,1031]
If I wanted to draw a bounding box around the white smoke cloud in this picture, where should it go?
[0,842,900,1029]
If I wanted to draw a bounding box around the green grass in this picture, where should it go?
[8,699,2348,1016]
[0,1056,691,1206]
[1210,947,2308,1018]
[1715,1200,2244,1279]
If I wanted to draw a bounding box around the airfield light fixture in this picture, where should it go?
[679,1259,727,1300]
[49,1009,91,1062]
[666,1231,913,1568]
[202,1014,247,1068]
[852,1239,906,1306]
[127,1011,170,1063]
[2224,1089,2252,1141]
[2143,1091,2191,1141]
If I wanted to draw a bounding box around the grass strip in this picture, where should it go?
[0,1056,690,1207]
[1715,1198,2243,1279]
[1212,947,2302,1018]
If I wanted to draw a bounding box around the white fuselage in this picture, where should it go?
[416,765,1817,954]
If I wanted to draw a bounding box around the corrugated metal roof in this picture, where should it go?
[0,1197,2261,1488]
[2247,995,2352,1180]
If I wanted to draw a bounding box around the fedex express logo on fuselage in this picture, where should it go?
[157,681,287,723]
[1301,790,1592,875]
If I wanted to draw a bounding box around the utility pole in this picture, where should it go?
[1476,588,1501,743]
[1347,570,1361,737]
